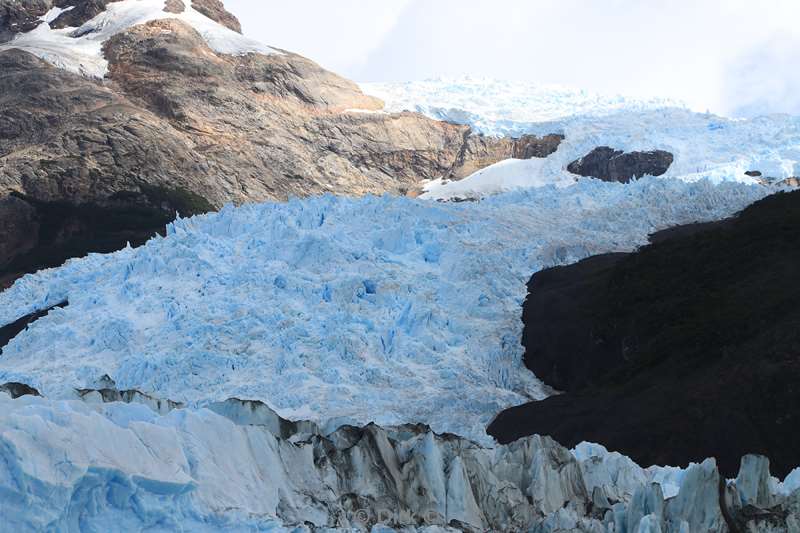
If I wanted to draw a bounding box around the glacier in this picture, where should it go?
[0,178,770,443]
[361,79,800,200]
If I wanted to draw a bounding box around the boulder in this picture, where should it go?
[0,382,40,398]
[567,146,673,183]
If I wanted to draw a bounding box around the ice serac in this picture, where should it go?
[1,392,798,532]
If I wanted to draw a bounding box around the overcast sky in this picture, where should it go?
[225,0,800,117]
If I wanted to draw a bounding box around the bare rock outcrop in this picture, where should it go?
[489,190,800,478]
[163,0,185,14]
[567,146,673,183]
[446,133,564,180]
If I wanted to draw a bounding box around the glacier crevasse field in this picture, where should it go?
[0,178,769,440]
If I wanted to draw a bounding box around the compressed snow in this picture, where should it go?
[0,178,768,442]
[361,79,800,200]
[0,0,279,78]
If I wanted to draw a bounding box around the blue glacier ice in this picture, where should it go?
[0,177,769,442]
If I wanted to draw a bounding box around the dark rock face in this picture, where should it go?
[488,190,800,477]
[0,195,39,271]
[745,170,763,177]
[0,188,213,288]
[0,0,50,42]
[49,0,116,30]
[0,301,67,354]
[567,146,674,183]
[512,133,564,159]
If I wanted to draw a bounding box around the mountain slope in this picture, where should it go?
[0,0,530,286]
[488,190,800,477]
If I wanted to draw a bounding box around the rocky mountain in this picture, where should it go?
[489,189,800,478]
[0,0,558,285]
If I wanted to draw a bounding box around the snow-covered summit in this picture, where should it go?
[0,0,278,78]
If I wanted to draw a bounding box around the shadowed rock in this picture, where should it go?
[489,190,800,477]
[1,300,68,354]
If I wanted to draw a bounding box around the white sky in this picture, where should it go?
[225,0,800,117]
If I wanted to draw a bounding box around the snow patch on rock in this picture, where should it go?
[0,0,279,78]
